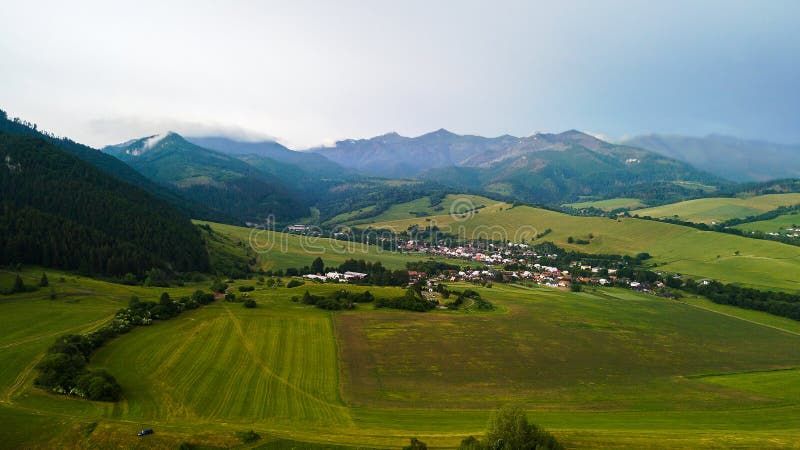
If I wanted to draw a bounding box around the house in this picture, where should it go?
[287,224,311,232]
[408,271,427,284]
[344,271,368,280]
[303,274,326,282]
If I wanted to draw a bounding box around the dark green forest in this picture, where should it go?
[0,131,209,276]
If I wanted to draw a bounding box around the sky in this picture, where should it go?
[1,0,798,149]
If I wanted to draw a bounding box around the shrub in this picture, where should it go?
[286,279,305,288]
[237,285,255,292]
[235,430,260,443]
[210,279,228,293]
[403,438,427,450]
[243,299,256,308]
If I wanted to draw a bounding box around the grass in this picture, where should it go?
[343,194,508,226]
[195,220,457,271]
[365,202,800,291]
[632,193,800,224]
[4,267,800,448]
[734,210,800,233]
[564,198,646,211]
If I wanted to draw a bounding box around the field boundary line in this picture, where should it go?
[681,300,800,337]
[0,313,116,350]
[2,312,116,403]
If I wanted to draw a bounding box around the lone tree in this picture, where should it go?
[311,257,325,274]
[159,292,171,305]
[458,405,563,450]
[403,438,427,450]
[12,274,25,293]
[40,272,49,287]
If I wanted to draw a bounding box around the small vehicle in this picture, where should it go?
[137,428,154,437]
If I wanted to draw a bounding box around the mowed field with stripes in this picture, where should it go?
[3,267,800,448]
[93,302,349,427]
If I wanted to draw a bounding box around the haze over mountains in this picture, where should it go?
[621,134,800,182]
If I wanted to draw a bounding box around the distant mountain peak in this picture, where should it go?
[424,128,457,138]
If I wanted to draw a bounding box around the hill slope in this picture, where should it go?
[622,134,800,182]
[186,136,346,178]
[364,199,800,291]
[0,131,209,275]
[103,132,308,223]
[0,110,223,221]
[632,194,800,224]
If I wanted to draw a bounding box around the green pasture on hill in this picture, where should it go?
[734,210,800,233]
[340,194,508,226]
[564,197,646,211]
[632,193,800,224]
[2,268,800,448]
[195,220,460,272]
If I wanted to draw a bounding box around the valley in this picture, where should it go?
[2,267,800,449]
[3,109,800,448]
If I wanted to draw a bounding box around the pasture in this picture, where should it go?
[631,193,800,224]
[734,210,800,233]
[342,194,509,226]
[2,268,800,448]
[195,220,449,271]
[564,197,645,211]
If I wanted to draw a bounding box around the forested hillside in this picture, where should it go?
[0,110,224,221]
[104,133,308,224]
[0,131,209,276]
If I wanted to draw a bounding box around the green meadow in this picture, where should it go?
[564,197,646,211]
[341,194,507,226]
[2,267,800,448]
[734,210,800,233]
[632,193,800,224]
[365,201,800,291]
[195,220,452,272]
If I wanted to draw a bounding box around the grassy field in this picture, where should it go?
[364,201,800,291]
[3,267,800,448]
[341,194,509,226]
[631,193,800,224]
[734,210,800,233]
[196,220,457,272]
[564,198,646,211]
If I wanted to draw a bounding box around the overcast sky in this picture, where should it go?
[1,0,798,148]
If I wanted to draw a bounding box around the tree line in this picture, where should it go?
[35,288,217,401]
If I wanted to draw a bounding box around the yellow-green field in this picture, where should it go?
[632,193,800,224]
[339,194,507,226]
[734,210,800,234]
[3,268,800,448]
[196,220,456,272]
[564,198,646,211]
[363,200,800,291]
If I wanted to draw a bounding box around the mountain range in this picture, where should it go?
[311,129,726,204]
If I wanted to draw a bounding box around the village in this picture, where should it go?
[295,236,676,294]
